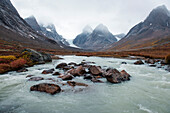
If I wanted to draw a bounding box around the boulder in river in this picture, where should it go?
[84,74,93,80]
[105,69,123,84]
[89,66,103,75]
[91,78,104,83]
[26,75,34,78]
[56,63,67,69]
[28,77,44,81]
[61,74,73,80]
[67,81,88,87]
[30,83,61,95]
[42,68,55,74]
[53,71,61,76]
[145,58,155,64]
[17,68,28,72]
[134,60,144,65]
[67,66,85,76]
[120,70,131,81]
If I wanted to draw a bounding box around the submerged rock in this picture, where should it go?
[30,83,61,95]
[67,81,88,87]
[91,78,104,83]
[53,71,61,75]
[26,75,34,78]
[61,74,73,80]
[28,77,44,81]
[17,68,28,72]
[134,60,144,65]
[56,63,67,69]
[42,68,54,74]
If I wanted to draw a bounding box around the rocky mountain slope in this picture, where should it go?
[109,5,170,51]
[73,24,117,50]
[25,16,69,46]
[0,0,64,51]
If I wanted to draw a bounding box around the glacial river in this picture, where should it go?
[0,56,170,113]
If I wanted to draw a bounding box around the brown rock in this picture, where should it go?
[26,75,34,78]
[17,68,28,72]
[120,70,131,81]
[30,83,61,95]
[53,71,61,75]
[89,66,103,75]
[67,66,85,76]
[145,58,155,64]
[56,63,67,69]
[91,78,104,83]
[42,69,54,74]
[68,62,77,66]
[84,74,93,80]
[105,68,122,83]
[134,60,144,65]
[28,77,44,81]
[62,74,73,80]
[67,81,88,87]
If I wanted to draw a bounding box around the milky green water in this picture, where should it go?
[0,55,170,113]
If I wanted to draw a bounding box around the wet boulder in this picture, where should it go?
[121,62,127,64]
[134,60,144,65]
[42,68,55,74]
[26,75,34,78]
[28,77,44,81]
[89,66,103,75]
[30,83,61,95]
[120,70,131,81]
[145,58,155,64]
[67,66,85,76]
[53,71,61,76]
[105,69,122,83]
[17,68,28,72]
[67,81,88,87]
[91,78,104,83]
[84,74,93,80]
[68,62,78,66]
[56,63,67,69]
[61,74,73,80]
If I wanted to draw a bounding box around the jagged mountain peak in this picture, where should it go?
[151,5,170,16]
[94,24,109,33]
[83,25,93,33]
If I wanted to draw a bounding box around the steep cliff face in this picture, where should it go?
[0,0,64,50]
[109,5,170,51]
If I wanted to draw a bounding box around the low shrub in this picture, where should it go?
[0,63,11,74]
[0,55,16,60]
[10,58,27,70]
[165,54,170,64]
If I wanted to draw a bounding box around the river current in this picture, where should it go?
[0,55,170,113]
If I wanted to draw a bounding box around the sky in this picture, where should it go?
[11,0,170,39]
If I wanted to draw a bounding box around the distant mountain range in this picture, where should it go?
[108,5,170,51]
[73,24,118,50]
[25,16,69,46]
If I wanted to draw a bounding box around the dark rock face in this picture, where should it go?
[25,16,70,46]
[73,24,117,50]
[22,49,52,64]
[30,83,61,95]
[109,5,170,51]
[134,60,144,65]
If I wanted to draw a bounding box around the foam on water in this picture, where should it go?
[0,55,170,113]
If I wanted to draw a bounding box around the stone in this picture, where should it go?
[42,68,55,74]
[134,60,144,65]
[61,74,73,80]
[120,70,131,81]
[17,68,28,72]
[56,63,67,69]
[91,78,104,83]
[28,77,44,81]
[67,81,88,87]
[26,75,34,78]
[67,66,85,76]
[53,71,61,75]
[89,66,103,75]
[30,83,61,95]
